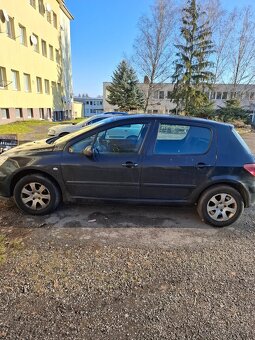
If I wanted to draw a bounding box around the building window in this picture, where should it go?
[27,108,33,118]
[36,77,42,93]
[86,101,89,105]
[210,92,216,100]
[49,45,54,60]
[51,81,56,93]
[167,91,171,99]
[230,92,236,99]
[46,108,51,119]
[24,73,31,92]
[222,92,228,100]
[1,109,10,119]
[53,12,57,28]
[47,11,51,23]
[159,91,164,99]
[19,24,27,45]
[11,70,20,91]
[15,108,23,119]
[250,92,255,100]
[57,82,61,94]
[153,110,158,113]
[30,0,36,8]
[38,0,45,16]
[32,34,39,52]
[55,49,60,63]
[216,92,222,100]
[44,79,50,94]
[153,91,159,99]
[41,40,47,57]
[6,17,15,39]
[0,67,7,89]
[39,108,44,119]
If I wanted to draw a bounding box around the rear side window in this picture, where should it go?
[232,129,252,154]
[154,123,212,155]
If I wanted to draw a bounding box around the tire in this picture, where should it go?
[13,174,61,215]
[59,132,69,137]
[197,185,244,227]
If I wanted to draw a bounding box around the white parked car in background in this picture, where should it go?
[48,112,127,137]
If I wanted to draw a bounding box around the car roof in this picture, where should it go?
[97,113,233,128]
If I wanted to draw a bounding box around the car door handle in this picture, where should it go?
[122,161,138,168]
[196,162,210,169]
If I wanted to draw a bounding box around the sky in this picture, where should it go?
[65,0,255,97]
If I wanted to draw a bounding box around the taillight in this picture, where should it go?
[244,164,255,176]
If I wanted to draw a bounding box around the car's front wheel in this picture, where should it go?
[197,185,244,227]
[13,175,61,215]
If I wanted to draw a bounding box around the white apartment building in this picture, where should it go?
[74,96,103,117]
[103,82,255,113]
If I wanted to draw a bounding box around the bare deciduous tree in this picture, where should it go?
[133,0,178,112]
[229,7,255,90]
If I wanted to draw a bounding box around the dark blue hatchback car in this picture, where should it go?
[0,114,254,227]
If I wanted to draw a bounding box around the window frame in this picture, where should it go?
[19,24,27,45]
[36,76,43,93]
[23,73,31,92]
[1,108,10,119]
[0,67,7,89]
[150,121,213,156]
[11,70,20,91]
[41,39,47,57]
[6,16,15,39]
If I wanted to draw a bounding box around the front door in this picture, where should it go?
[61,122,149,199]
[140,121,217,202]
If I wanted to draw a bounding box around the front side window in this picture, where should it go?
[69,123,148,154]
[154,123,211,155]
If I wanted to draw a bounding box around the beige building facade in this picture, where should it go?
[0,0,73,124]
[103,82,255,113]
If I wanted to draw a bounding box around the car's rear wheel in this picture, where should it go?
[197,185,244,227]
[13,175,61,215]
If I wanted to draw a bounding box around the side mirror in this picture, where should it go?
[83,145,94,158]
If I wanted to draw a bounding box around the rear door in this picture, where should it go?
[140,120,217,202]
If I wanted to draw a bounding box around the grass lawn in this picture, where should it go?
[0,119,84,140]
[0,120,55,135]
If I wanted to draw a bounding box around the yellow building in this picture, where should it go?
[0,0,73,124]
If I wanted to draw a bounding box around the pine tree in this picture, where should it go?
[171,0,215,114]
[107,60,144,112]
